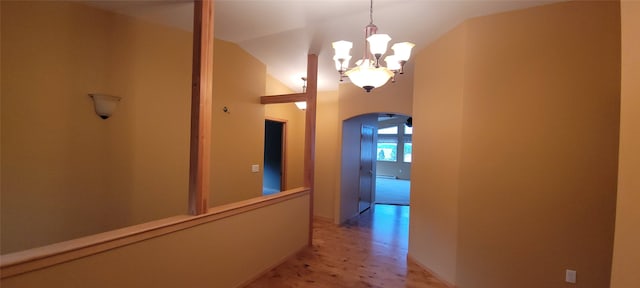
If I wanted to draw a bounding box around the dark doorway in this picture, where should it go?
[264,119,285,195]
[359,125,375,213]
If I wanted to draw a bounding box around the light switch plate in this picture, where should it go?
[251,164,259,173]
[565,269,576,284]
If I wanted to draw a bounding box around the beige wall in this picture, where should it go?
[1,194,310,288]
[411,1,620,287]
[264,75,305,190]
[209,39,266,206]
[106,3,192,227]
[314,91,339,220]
[338,77,413,121]
[611,1,640,287]
[409,23,466,284]
[1,1,192,253]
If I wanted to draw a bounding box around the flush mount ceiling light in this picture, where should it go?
[332,0,415,93]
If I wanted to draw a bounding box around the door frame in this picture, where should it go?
[358,125,376,213]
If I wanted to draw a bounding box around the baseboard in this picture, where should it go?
[406,254,457,288]
[313,215,333,223]
[236,243,308,288]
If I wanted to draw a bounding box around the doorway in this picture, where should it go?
[359,125,375,213]
[374,114,412,206]
[263,119,285,195]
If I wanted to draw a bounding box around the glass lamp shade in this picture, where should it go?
[294,101,307,110]
[89,94,120,119]
[384,55,401,71]
[345,61,394,92]
[333,55,351,71]
[391,42,415,61]
[332,40,353,60]
[366,34,391,56]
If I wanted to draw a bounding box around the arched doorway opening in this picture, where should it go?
[339,113,412,222]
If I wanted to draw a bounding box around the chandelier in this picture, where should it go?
[332,0,415,93]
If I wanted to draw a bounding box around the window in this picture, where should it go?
[403,142,412,162]
[378,126,398,135]
[377,126,398,161]
[377,141,397,161]
[376,122,412,163]
[403,132,412,163]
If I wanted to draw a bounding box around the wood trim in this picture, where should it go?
[188,0,214,215]
[1,188,310,279]
[265,116,289,123]
[304,54,318,246]
[260,93,307,104]
[281,121,288,191]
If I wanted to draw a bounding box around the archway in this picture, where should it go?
[339,113,412,223]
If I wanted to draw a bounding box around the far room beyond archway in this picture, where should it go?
[375,114,412,206]
[339,113,412,223]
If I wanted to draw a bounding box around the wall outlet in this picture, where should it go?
[565,269,577,284]
[251,164,260,173]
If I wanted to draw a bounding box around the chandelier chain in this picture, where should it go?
[369,0,373,24]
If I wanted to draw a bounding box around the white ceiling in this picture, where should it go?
[86,0,560,92]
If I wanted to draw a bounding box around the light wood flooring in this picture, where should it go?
[245,204,450,288]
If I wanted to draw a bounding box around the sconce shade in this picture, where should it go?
[367,33,391,56]
[332,40,353,59]
[89,94,121,119]
[384,55,401,71]
[391,42,415,62]
[295,101,307,110]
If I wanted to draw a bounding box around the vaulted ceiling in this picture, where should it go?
[86,0,561,91]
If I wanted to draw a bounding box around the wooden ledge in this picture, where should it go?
[260,93,307,104]
[0,187,310,279]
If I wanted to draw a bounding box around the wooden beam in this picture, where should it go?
[260,93,307,104]
[189,0,214,215]
[304,54,318,246]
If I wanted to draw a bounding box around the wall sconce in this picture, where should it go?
[89,94,121,119]
[294,76,307,110]
[295,101,307,110]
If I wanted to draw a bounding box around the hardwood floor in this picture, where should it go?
[245,205,450,288]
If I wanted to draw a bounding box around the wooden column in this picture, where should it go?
[189,0,214,215]
[304,54,318,246]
